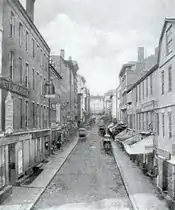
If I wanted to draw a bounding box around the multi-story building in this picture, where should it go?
[116,85,121,121]
[64,57,79,122]
[77,74,90,122]
[48,58,62,143]
[52,50,71,124]
[156,18,175,200]
[119,47,157,124]
[104,89,116,119]
[0,0,50,198]
[90,95,104,115]
[126,50,158,132]
[119,62,138,123]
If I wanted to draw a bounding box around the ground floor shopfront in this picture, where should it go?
[0,129,50,192]
[156,149,175,199]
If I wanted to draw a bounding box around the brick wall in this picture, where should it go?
[2,1,50,131]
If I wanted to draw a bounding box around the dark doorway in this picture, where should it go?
[162,160,168,193]
[8,143,16,185]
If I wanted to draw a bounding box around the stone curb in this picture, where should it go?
[26,137,79,210]
[111,142,139,210]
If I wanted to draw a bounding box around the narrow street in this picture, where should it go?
[33,126,133,210]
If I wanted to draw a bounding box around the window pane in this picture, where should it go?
[168,66,172,92]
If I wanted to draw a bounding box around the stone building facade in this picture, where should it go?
[156,18,175,200]
[0,0,50,198]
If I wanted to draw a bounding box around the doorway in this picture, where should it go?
[8,143,16,185]
[162,160,168,193]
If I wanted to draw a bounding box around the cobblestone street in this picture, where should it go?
[33,127,133,210]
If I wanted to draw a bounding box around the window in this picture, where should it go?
[19,23,23,45]
[156,113,159,135]
[19,58,22,84]
[142,113,145,131]
[142,81,144,99]
[43,78,46,95]
[25,101,28,128]
[146,77,148,97]
[166,25,172,55]
[168,112,172,138]
[10,12,15,37]
[32,69,35,90]
[146,112,148,130]
[26,31,29,51]
[162,113,165,136]
[43,106,45,128]
[9,51,14,80]
[168,65,172,92]
[139,84,141,101]
[32,102,35,128]
[25,63,29,87]
[40,50,43,67]
[44,54,46,69]
[150,74,153,95]
[32,38,35,57]
[37,104,40,128]
[40,105,43,128]
[40,76,43,95]
[161,71,164,95]
[37,72,39,91]
[19,99,22,128]
[47,107,49,128]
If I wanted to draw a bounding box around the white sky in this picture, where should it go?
[20,0,175,95]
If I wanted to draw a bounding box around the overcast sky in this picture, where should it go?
[21,0,175,95]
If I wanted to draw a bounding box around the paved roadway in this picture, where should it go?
[33,126,133,210]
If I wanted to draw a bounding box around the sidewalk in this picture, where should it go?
[0,137,78,210]
[112,142,169,210]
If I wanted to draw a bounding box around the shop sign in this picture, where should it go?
[0,77,29,97]
[17,149,23,175]
[142,101,154,112]
[5,92,13,135]
[136,108,142,113]
[145,145,153,153]
[157,148,171,160]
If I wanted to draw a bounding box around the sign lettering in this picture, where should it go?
[0,77,29,97]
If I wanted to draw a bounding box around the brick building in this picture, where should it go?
[77,74,90,122]
[0,0,50,198]
[119,47,157,124]
[52,50,79,124]
[65,57,79,121]
[156,18,175,200]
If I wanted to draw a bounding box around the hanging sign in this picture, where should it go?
[5,91,13,135]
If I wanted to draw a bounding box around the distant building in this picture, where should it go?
[77,74,90,122]
[116,85,121,121]
[119,47,157,124]
[90,95,104,114]
[65,57,79,121]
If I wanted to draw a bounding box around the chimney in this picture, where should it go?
[69,56,72,61]
[26,0,35,22]
[60,49,65,59]
[137,47,144,63]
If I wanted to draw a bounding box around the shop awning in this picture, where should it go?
[124,135,154,155]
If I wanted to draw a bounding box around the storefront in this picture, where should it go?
[156,148,171,194]
[124,135,154,173]
[0,145,8,190]
[32,130,50,160]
